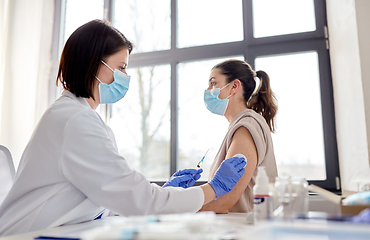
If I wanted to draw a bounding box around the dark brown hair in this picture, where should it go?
[57,20,133,100]
[212,59,278,132]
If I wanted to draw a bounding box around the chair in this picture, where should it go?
[0,145,15,205]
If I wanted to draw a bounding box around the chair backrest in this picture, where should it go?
[0,145,15,205]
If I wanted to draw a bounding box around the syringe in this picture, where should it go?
[196,149,209,168]
[186,149,209,186]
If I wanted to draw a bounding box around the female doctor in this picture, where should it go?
[0,20,246,237]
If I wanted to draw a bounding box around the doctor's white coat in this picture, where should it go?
[0,91,204,236]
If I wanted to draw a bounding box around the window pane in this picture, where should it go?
[109,65,171,181]
[64,0,104,42]
[114,0,171,53]
[255,52,326,180]
[178,57,243,181]
[177,0,243,48]
[253,0,316,38]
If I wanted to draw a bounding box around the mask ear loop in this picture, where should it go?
[220,82,231,91]
[221,82,234,99]
[95,76,102,83]
[96,60,114,84]
[101,60,114,72]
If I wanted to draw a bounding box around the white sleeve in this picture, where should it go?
[60,109,203,216]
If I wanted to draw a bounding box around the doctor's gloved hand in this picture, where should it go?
[208,156,246,199]
[163,169,203,189]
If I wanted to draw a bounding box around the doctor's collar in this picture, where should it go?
[61,90,92,109]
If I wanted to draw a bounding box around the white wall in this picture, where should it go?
[355,0,370,164]
[326,0,370,192]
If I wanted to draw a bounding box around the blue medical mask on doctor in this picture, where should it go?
[96,60,131,104]
[204,82,232,116]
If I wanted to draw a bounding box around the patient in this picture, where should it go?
[200,59,278,213]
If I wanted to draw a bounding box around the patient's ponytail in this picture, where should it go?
[247,70,277,132]
[212,60,277,132]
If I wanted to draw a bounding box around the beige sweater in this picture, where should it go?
[208,109,278,213]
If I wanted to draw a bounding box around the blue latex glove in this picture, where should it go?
[208,156,246,199]
[350,208,370,223]
[163,169,203,188]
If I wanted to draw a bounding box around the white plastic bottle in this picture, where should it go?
[254,166,270,222]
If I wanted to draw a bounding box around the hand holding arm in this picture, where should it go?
[208,156,246,199]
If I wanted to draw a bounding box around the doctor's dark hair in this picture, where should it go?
[212,59,278,132]
[57,19,133,100]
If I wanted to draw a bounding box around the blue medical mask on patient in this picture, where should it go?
[96,60,131,104]
[204,83,232,116]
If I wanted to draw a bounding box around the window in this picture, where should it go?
[244,0,339,190]
[63,0,104,42]
[109,64,171,181]
[114,0,171,53]
[177,0,243,48]
[255,52,326,180]
[54,0,339,190]
[252,0,316,38]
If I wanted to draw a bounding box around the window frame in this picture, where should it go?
[53,0,340,191]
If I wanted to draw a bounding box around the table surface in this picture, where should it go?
[1,212,369,240]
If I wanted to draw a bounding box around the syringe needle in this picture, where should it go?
[186,149,209,187]
[197,149,209,168]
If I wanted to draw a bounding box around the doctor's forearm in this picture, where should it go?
[200,184,217,205]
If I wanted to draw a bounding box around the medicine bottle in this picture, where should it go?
[254,166,270,222]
